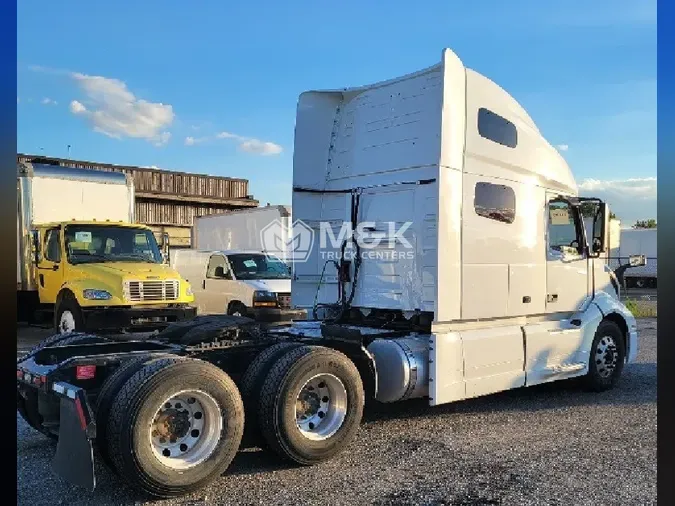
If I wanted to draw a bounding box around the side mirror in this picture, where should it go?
[591,202,610,257]
[629,254,647,267]
[214,266,232,279]
[162,232,170,264]
[31,230,41,264]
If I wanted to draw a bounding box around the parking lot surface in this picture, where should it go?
[17,319,657,506]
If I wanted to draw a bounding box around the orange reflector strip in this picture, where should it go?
[76,365,96,380]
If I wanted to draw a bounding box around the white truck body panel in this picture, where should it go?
[193,206,292,263]
[619,228,657,280]
[292,48,576,321]
[17,163,134,291]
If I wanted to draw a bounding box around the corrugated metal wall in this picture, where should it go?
[135,201,237,226]
[17,154,251,200]
[18,154,260,247]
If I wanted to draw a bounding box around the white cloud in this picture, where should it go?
[556,144,569,151]
[68,72,174,146]
[185,130,283,156]
[41,97,58,105]
[239,139,283,155]
[579,177,656,225]
[70,100,87,114]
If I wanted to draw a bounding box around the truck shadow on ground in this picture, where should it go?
[224,359,656,479]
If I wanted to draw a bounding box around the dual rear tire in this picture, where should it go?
[96,344,364,498]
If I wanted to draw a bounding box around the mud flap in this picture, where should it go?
[51,385,96,491]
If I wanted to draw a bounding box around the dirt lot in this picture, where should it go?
[17,319,657,506]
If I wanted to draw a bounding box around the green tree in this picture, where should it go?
[633,219,656,229]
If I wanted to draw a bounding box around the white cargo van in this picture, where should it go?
[171,249,306,322]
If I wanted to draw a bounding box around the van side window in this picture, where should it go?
[478,108,518,148]
[474,182,516,224]
[44,228,61,263]
[548,201,581,254]
[206,255,229,279]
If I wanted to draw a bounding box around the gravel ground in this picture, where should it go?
[17,319,657,506]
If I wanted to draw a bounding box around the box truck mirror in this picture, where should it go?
[31,230,41,264]
[162,232,170,264]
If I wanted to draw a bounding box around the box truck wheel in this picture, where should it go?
[258,345,364,466]
[55,293,84,334]
[105,357,244,498]
[95,353,182,474]
[584,320,626,392]
[239,341,304,447]
[227,302,247,317]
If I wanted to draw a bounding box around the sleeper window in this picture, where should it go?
[44,228,61,263]
[478,108,518,148]
[474,182,516,224]
[548,201,580,254]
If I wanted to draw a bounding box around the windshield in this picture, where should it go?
[227,253,291,280]
[64,225,163,265]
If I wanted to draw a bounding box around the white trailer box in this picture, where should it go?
[192,205,292,263]
[619,228,657,287]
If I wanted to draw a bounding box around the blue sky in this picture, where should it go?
[17,0,656,225]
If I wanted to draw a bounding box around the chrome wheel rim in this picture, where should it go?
[149,390,222,470]
[595,336,619,378]
[59,311,76,334]
[295,373,347,441]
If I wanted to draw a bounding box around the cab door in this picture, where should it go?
[201,254,235,314]
[37,227,64,304]
[545,197,589,313]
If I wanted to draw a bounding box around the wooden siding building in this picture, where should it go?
[18,154,259,247]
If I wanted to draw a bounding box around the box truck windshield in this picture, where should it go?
[227,253,291,280]
[64,224,162,264]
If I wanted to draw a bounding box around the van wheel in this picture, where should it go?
[106,357,244,498]
[239,341,304,447]
[258,345,364,465]
[584,320,626,392]
[227,302,247,317]
[55,294,84,334]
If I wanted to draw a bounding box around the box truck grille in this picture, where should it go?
[125,280,179,302]
[278,293,291,309]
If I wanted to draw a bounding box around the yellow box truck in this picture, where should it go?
[17,161,196,334]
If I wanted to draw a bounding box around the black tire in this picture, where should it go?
[54,293,85,334]
[17,333,110,438]
[227,302,248,317]
[95,353,179,473]
[584,320,626,392]
[106,357,245,498]
[258,345,364,466]
[239,341,304,446]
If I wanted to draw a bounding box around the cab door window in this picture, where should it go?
[548,201,582,257]
[206,255,231,279]
[44,228,61,263]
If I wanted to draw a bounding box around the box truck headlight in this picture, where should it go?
[83,289,112,300]
[186,284,193,296]
[253,290,278,307]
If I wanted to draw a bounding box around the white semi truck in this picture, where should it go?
[17,49,640,498]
